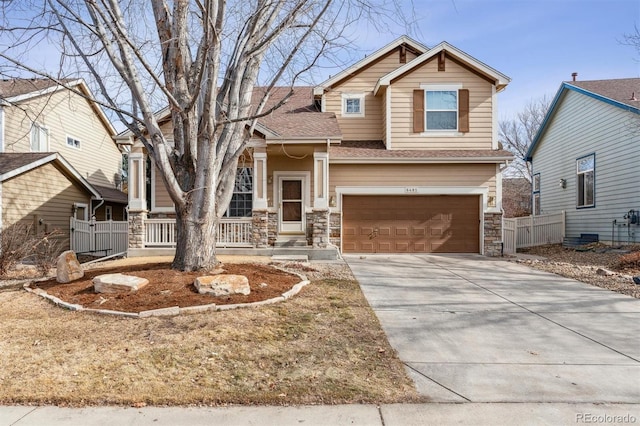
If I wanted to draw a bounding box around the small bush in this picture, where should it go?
[0,223,36,276]
[614,251,640,271]
[30,230,65,276]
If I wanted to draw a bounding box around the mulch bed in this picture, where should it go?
[33,263,301,313]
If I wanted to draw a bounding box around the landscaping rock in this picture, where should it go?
[596,267,615,276]
[56,250,84,283]
[194,274,250,296]
[93,273,149,293]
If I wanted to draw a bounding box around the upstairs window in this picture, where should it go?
[426,90,457,130]
[532,173,541,215]
[30,123,49,152]
[66,136,81,149]
[577,154,595,208]
[341,93,365,117]
[225,167,253,217]
[414,85,469,134]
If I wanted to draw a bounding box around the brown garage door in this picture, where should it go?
[342,195,480,253]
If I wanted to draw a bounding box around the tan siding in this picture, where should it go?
[330,163,496,200]
[154,166,174,209]
[325,49,409,141]
[389,57,494,150]
[3,89,121,187]
[1,163,91,250]
[267,154,315,202]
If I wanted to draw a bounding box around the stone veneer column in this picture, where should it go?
[128,211,147,249]
[311,209,330,248]
[251,210,269,248]
[329,212,341,247]
[484,212,503,257]
[267,212,278,246]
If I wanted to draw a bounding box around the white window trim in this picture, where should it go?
[419,83,462,135]
[74,202,89,221]
[341,93,365,118]
[576,154,595,208]
[30,122,49,152]
[66,135,81,150]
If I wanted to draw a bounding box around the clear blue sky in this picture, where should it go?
[346,0,640,119]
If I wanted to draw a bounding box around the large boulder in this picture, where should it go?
[56,250,84,283]
[194,274,250,296]
[93,273,149,293]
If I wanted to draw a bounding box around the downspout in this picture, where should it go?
[91,198,105,219]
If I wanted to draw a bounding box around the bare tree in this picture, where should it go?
[498,96,551,182]
[0,0,407,271]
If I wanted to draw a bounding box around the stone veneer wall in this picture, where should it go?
[251,210,269,248]
[329,212,341,247]
[128,211,147,249]
[311,209,329,248]
[267,212,278,246]
[484,212,503,257]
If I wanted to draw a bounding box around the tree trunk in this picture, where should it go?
[171,208,219,271]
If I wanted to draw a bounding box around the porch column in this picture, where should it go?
[313,152,329,209]
[128,152,146,211]
[253,150,267,210]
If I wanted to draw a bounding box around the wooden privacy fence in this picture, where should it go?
[70,218,129,256]
[503,211,565,254]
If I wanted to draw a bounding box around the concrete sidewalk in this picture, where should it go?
[3,403,639,425]
[345,254,640,404]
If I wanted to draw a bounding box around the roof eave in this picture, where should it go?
[329,156,513,164]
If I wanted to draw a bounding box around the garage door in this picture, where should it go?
[342,195,480,253]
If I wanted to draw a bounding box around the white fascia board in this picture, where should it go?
[313,36,429,96]
[329,156,513,164]
[374,41,511,95]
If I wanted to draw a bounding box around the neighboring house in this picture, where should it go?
[502,178,532,217]
[525,78,640,244]
[0,78,126,249]
[122,36,512,256]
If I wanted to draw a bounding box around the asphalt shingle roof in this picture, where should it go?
[0,78,75,100]
[0,152,53,175]
[569,78,640,109]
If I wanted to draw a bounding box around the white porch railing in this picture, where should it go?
[503,211,565,254]
[144,218,253,248]
[70,218,129,255]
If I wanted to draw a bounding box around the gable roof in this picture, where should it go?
[313,36,429,96]
[374,41,511,95]
[0,152,101,199]
[526,78,640,161]
[0,78,117,138]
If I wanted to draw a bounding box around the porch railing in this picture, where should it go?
[144,218,253,248]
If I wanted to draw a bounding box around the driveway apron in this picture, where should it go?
[344,254,640,403]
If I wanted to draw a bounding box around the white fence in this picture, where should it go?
[145,218,253,248]
[503,211,565,254]
[70,218,129,256]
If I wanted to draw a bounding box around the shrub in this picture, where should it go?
[0,223,36,276]
[30,230,65,276]
[614,251,640,271]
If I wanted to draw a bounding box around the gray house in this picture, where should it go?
[526,78,640,244]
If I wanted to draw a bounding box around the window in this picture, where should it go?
[426,90,457,130]
[225,167,253,217]
[105,206,113,221]
[577,154,595,208]
[30,123,49,152]
[66,136,81,149]
[414,85,468,133]
[532,173,541,215]
[341,93,365,117]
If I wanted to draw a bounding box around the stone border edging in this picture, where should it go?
[22,269,309,319]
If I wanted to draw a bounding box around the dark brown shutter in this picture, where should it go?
[413,90,424,133]
[458,89,469,133]
[438,51,446,71]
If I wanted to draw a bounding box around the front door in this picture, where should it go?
[279,178,304,233]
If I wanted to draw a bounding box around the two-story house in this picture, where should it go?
[0,78,126,248]
[124,36,512,257]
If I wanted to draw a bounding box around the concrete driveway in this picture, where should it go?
[345,254,640,403]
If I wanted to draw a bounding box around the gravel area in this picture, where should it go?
[513,244,640,299]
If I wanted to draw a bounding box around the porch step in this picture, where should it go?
[271,254,309,262]
[274,236,309,248]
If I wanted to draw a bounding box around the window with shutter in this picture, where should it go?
[415,84,468,133]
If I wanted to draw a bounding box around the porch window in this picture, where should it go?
[225,167,253,217]
[577,154,595,208]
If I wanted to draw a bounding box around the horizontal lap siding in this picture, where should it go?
[390,58,494,150]
[325,49,409,141]
[267,154,315,201]
[1,163,91,249]
[531,90,640,242]
[330,163,496,199]
[3,90,121,187]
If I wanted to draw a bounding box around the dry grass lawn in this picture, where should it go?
[0,263,421,406]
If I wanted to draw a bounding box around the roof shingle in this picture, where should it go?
[569,78,640,109]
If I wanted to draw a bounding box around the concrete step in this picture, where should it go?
[271,254,309,262]
[274,236,309,248]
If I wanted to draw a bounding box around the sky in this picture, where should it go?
[345,0,640,119]
[1,0,638,124]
